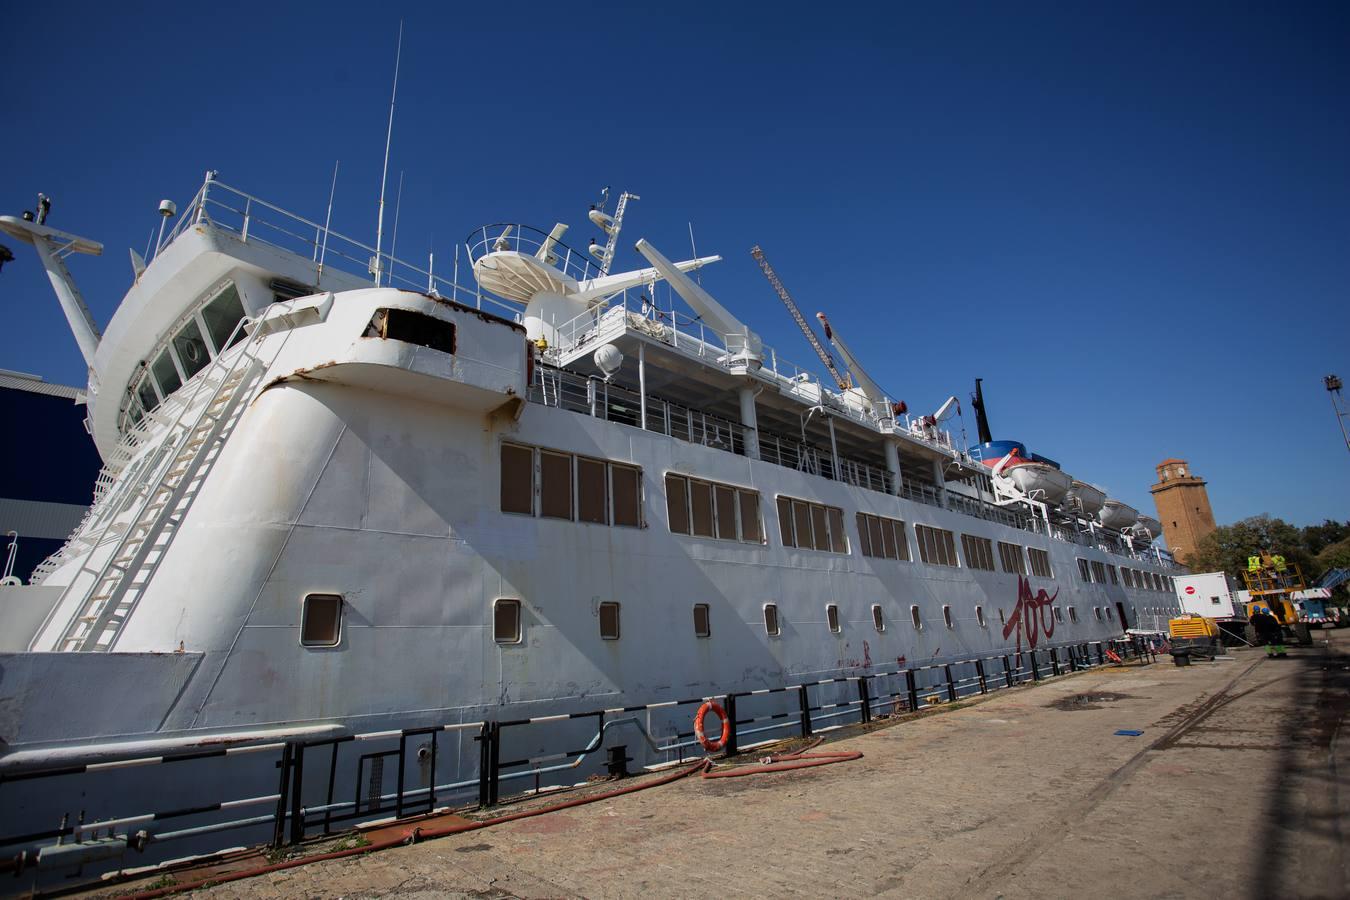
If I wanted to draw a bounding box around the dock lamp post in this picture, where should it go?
[1327,374,1349,454]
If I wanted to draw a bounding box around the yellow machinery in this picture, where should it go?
[1167,614,1221,665]
[1241,550,1313,646]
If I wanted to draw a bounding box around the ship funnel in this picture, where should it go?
[972,378,993,444]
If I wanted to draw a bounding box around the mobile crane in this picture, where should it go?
[1241,550,1314,646]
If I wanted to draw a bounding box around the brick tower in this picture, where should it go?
[1150,459,1216,564]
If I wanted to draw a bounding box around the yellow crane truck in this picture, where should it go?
[1240,551,1313,646]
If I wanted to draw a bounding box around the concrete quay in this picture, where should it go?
[93,631,1348,899]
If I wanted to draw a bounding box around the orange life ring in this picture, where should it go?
[694,700,730,753]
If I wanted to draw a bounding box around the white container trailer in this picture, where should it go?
[1174,572,1247,622]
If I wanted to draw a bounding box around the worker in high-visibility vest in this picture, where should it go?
[1250,607,1286,658]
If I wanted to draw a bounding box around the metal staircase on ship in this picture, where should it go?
[51,323,267,652]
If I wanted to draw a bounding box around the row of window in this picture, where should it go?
[300,592,1138,649]
[501,443,643,526]
[487,598,1127,643]
[1076,557,1172,592]
[127,283,249,427]
[665,473,762,543]
[498,445,1170,586]
[776,496,848,553]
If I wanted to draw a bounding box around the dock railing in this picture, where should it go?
[0,636,1154,883]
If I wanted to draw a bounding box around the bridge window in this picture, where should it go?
[201,283,247,353]
[171,317,211,381]
[151,347,182,397]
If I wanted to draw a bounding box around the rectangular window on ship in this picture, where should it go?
[500,444,535,515]
[916,525,958,567]
[998,542,1026,575]
[962,534,995,571]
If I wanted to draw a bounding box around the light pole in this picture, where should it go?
[1327,374,1350,454]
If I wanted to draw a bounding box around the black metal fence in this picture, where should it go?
[0,637,1152,878]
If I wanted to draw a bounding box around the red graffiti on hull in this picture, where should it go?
[1002,576,1057,653]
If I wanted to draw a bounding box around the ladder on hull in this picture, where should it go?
[55,337,264,652]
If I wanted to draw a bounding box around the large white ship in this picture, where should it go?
[0,175,1183,882]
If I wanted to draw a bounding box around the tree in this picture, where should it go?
[1186,515,1315,584]
[1315,536,1350,572]
[1302,519,1350,559]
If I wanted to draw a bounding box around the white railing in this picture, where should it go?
[542,289,966,459]
[528,364,896,494]
[159,176,521,320]
[465,223,606,284]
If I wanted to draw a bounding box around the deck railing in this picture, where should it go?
[159,175,520,319]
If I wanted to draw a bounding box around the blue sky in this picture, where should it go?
[2,1,1347,527]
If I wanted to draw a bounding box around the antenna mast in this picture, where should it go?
[750,245,850,390]
[372,21,403,286]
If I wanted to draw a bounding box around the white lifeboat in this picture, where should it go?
[1134,515,1163,539]
[1004,461,1072,505]
[1068,480,1105,516]
[1097,499,1138,530]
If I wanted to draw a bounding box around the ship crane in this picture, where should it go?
[750,246,851,391]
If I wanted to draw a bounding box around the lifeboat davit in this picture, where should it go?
[1004,461,1072,504]
[1068,480,1106,516]
[1098,499,1138,530]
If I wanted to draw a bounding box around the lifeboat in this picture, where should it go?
[1097,499,1138,530]
[1068,480,1105,516]
[1004,461,1072,504]
[1134,515,1163,539]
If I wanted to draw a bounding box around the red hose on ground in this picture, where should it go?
[701,737,863,778]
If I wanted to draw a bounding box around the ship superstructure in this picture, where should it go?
[0,175,1184,880]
